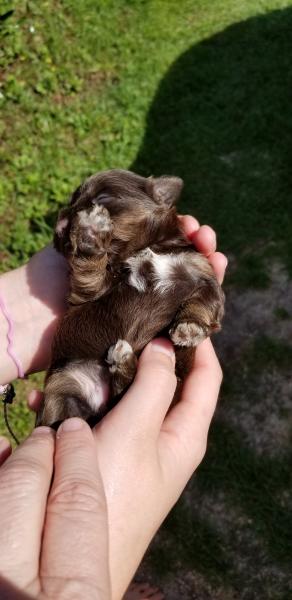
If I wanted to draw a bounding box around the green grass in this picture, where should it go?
[1,0,292,276]
[1,1,292,597]
[0,372,43,444]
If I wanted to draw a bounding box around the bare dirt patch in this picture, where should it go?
[217,260,292,363]
[216,259,292,458]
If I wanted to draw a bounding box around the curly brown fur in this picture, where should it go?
[36,170,224,428]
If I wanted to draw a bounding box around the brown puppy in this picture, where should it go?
[36,170,224,427]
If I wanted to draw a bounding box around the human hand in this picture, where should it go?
[0,419,110,600]
[25,216,226,598]
[1,215,226,599]
[91,334,222,598]
[4,333,221,600]
[178,215,227,285]
[93,217,226,597]
[25,335,224,600]
[0,245,69,384]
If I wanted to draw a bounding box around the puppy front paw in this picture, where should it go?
[170,321,207,347]
[72,205,113,256]
[107,339,134,373]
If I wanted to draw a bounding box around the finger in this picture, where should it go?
[161,339,222,479]
[41,418,110,600]
[179,219,227,283]
[178,215,200,237]
[191,224,216,256]
[28,389,43,412]
[107,338,177,435]
[0,577,33,600]
[0,427,54,591]
[208,251,228,284]
[0,436,11,466]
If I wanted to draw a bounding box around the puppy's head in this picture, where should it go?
[54,169,185,261]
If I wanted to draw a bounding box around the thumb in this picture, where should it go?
[111,338,177,434]
[41,418,110,600]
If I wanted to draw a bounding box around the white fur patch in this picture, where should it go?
[128,271,147,292]
[125,249,153,292]
[152,252,185,293]
[126,247,188,294]
[107,339,133,373]
[77,205,111,232]
[68,364,109,412]
[56,217,69,235]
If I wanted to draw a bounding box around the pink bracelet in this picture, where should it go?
[0,289,25,394]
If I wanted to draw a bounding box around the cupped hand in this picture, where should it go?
[93,335,222,599]
[0,420,110,600]
[93,217,226,597]
[179,215,227,284]
[24,336,223,600]
[1,215,226,599]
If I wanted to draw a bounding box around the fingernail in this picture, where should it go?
[149,338,175,364]
[33,426,53,435]
[58,418,86,433]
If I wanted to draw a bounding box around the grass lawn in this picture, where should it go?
[1,1,292,598]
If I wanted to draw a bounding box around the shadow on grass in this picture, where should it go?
[145,362,291,597]
[133,8,292,597]
[132,7,292,281]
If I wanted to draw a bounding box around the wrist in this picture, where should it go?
[0,264,32,384]
[0,246,69,384]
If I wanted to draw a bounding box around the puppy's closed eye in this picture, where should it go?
[92,193,111,206]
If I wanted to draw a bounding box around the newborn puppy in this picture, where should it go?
[36,169,224,427]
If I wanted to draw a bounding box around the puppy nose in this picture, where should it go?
[82,229,96,244]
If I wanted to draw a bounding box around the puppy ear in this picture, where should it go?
[70,184,83,206]
[146,175,183,206]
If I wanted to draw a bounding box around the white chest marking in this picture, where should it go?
[126,247,186,294]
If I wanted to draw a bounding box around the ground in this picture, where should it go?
[0,1,291,598]
[136,261,292,599]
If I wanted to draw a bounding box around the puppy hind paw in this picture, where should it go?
[169,321,207,347]
[107,340,134,373]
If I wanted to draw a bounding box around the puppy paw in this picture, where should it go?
[170,321,207,347]
[107,339,134,373]
[73,205,113,255]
